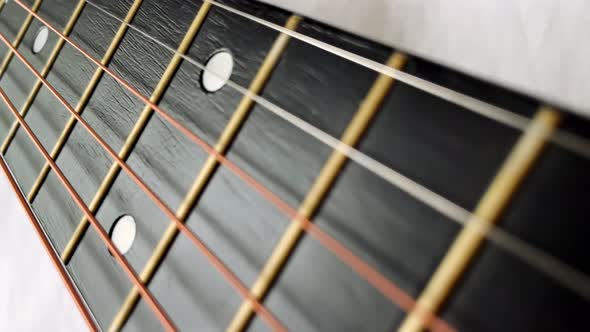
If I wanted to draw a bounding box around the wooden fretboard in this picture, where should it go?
[0,0,588,331]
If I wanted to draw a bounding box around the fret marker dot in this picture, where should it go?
[32,26,48,54]
[201,50,233,93]
[109,215,136,255]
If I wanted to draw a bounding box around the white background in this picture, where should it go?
[264,0,590,118]
[0,174,87,331]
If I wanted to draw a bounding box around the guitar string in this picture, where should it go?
[226,52,408,332]
[82,0,590,302]
[0,30,288,332]
[206,0,590,161]
[398,108,560,332]
[0,0,44,80]
[8,2,456,331]
[0,154,98,331]
[12,0,590,317]
[109,14,302,332]
[0,86,177,331]
[1,0,86,156]
[59,1,216,275]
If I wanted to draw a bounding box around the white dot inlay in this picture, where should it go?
[201,50,233,93]
[32,26,48,54]
[109,215,137,255]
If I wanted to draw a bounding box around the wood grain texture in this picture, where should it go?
[8,0,129,254]
[0,0,86,156]
[229,52,408,332]
[0,0,589,331]
[441,138,590,331]
[399,108,560,332]
[260,0,590,120]
[245,39,519,332]
[0,1,29,134]
[0,0,44,79]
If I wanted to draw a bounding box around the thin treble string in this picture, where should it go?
[206,0,590,161]
[11,3,457,331]
[82,0,590,302]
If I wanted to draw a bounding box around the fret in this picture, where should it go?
[121,16,390,331]
[0,1,141,259]
[238,45,539,330]
[24,0,143,208]
[9,0,144,264]
[440,119,590,331]
[226,52,407,331]
[0,0,43,79]
[107,13,301,331]
[0,1,59,134]
[0,78,176,330]
[95,10,396,330]
[0,0,28,51]
[0,1,135,199]
[4,1,215,328]
[0,3,32,135]
[398,107,560,332]
[9,1,218,328]
[0,0,85,154]
[1,0,91,196]
[0,0,587,330]
[59,1,212,264]
[54,3,290,329]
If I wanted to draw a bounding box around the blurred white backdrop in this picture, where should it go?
[0,174,87,331]
[263,0,590,117]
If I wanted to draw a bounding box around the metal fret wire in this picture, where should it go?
[0,25,288,332]
[0,85,177,330]
[83,0,590,302]
[0,153,98,331]
[8,1,456,330]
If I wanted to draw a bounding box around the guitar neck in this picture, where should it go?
[0,0,588,331]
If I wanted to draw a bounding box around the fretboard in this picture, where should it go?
[0,0,588,331]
